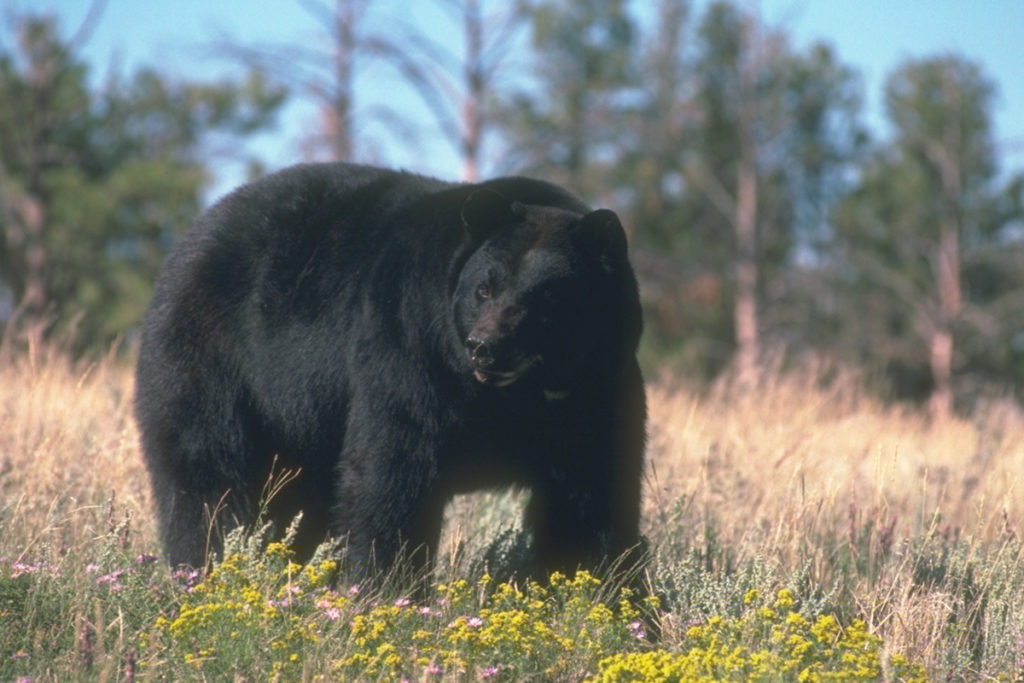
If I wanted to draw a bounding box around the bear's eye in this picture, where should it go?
[475,282,491,300]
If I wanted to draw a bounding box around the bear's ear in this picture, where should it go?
[461,188,525,239]
[578,209,628,265]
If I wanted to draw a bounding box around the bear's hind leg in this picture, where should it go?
[137,387,266,569]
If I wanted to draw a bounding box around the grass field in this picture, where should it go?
[1,347,1021,680]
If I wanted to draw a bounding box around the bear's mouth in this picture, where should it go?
[472,355,542,387]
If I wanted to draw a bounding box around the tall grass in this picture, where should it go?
[642,364,1024,675]
[0,346,155,556]
[1,348,1021,680]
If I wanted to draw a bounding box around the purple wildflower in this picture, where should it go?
[172,567,201,591]
[96,569,128,592]
[628,620,646,640]
[10,561,60,579]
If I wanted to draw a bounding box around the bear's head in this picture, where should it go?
[453,188,636,390]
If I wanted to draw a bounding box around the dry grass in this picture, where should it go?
[1,348,1022,676]
[644,362,1023,560]
[0,346,155,558]
[643,362,1024,673]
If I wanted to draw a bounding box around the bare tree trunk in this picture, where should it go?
[219,0,371,162]
[328,0,357,161]
[0,22,60,345]
[928,327,954,420]
[732,12,761,385]
[734,156,759,384]
[927,210,962,422]
[924,64,965,421]
[0,175,50,345]
[460,0,483,182]
[18,195,49,345]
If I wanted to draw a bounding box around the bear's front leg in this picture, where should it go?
[331,395,448,585]
[527,361,646,578]
[526,458,642,577]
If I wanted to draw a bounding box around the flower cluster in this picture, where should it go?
[1,543,167,683]
[3,558,61,579]
[141,541,928,681]
[591,588,927,682]
[142,539,653,680]
[148,542,335,678]
[327,570,652,680]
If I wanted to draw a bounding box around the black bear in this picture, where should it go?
[135,162,646,580]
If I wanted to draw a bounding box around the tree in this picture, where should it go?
[833,55,1024,417]
[382,0,526,181]
[629,0,862,379]
[0,12,283,352]
[502,0,636,200]
[213,0,379,162]
[215,0,525,180]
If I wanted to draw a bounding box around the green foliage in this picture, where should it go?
[831,54,1024,403]
[0,13,283,353]
[504,0,636,197]
[611,0,865,376]
[3,1,1024,399]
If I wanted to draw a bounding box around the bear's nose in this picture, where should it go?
[465,336,494,367]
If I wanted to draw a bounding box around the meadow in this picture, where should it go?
[1,347,1022,680]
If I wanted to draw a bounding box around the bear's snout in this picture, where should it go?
[464,334,540,387]
[466,336,495,368]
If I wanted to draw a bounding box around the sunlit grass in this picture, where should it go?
[1,348,1022,679]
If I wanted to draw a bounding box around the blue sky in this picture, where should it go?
[22,0,1024,198]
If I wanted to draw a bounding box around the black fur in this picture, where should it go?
[134,162,646,579]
